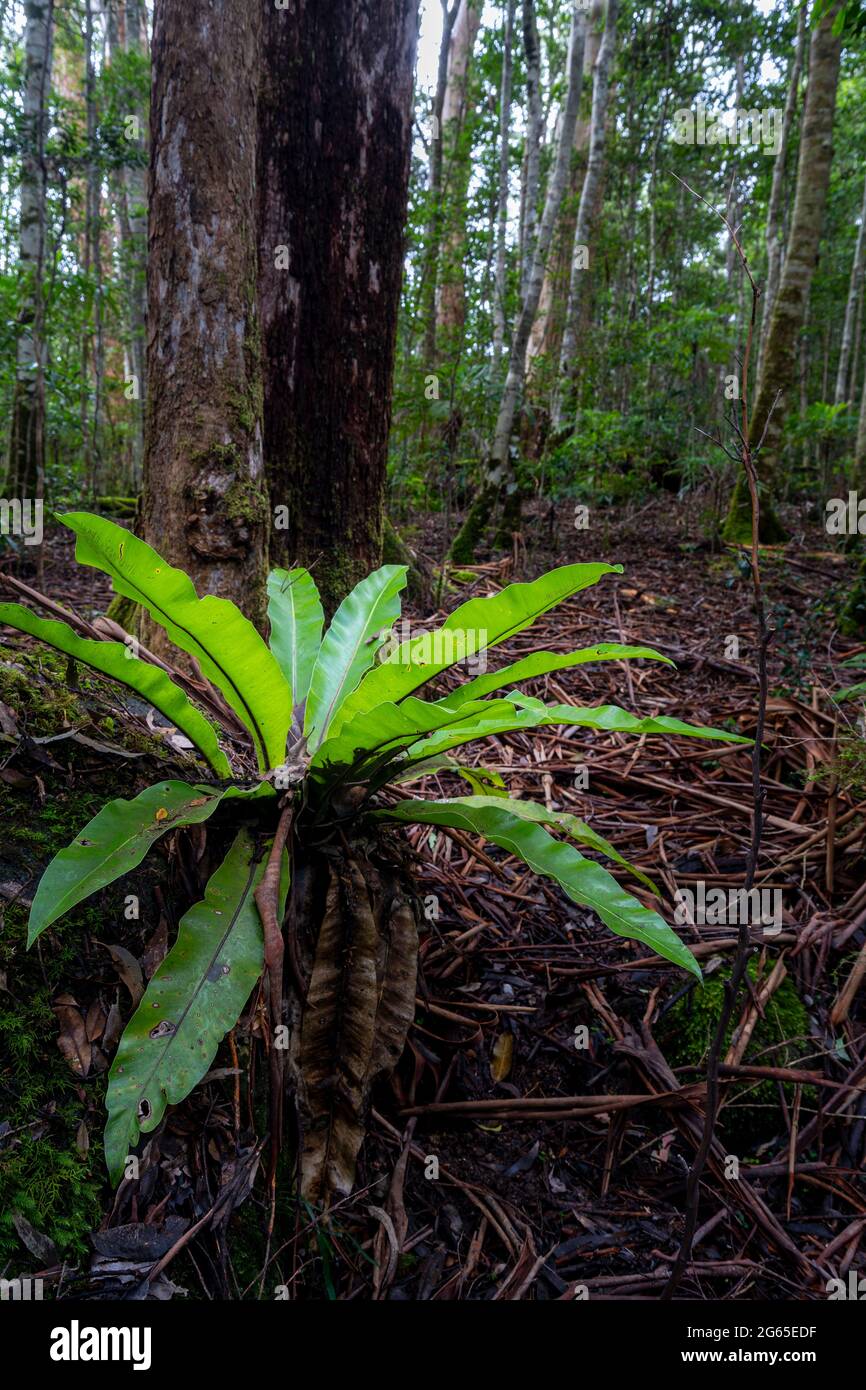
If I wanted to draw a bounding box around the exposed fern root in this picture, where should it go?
[287,843,418,1206]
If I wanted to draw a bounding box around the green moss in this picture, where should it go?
[382,517,425,601]
[227,358,263,436]
[0,642,187,771]
[105,592,140,636]
[809,732,866,798]
[195,441,239,469]
[95,495,138,519]
[225,474,269,528]
[659,960,815,1143]
[449,485,498,564]
[0,648,194,1268]
[493,486,524,548]
[0,646,83,735]
[0,912,105,1265]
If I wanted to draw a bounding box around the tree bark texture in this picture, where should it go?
[143,0,268,623]
[258,0,419,617]
[6,0,54,499]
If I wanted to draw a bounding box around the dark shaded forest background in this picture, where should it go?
[2,0,865,587]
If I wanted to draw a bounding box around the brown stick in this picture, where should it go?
[830,938,866,1028]
[254,804,294,1243]
[662,179,774,1301]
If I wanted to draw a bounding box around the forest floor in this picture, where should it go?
[2,498,865,1301]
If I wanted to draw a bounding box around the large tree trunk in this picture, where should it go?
[450,1,586,563]
[258,0,419,618]
[142,0,268,629]
[757,4,806,384]
[6,0,54,500]
[724,5,843,543]
[552,0,618,430]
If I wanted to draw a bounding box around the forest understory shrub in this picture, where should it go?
[0,511,748,1209]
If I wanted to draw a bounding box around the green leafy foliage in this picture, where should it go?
[61,512,291,771]
[28,779,271,945]
[438,643,673,706]
[267,567,325,717]
[0,602,230,776]
[304,564,408,750]
[377,799,701,979]
[104,830,288,1183]
[329,563,622,734]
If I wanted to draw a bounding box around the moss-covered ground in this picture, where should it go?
[0,642,185,1270]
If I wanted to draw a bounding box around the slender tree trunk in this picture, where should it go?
[435,0,482,355]
[258,0,419,618]
[421,0,460,367]
[6,0,54,499]
[82,0,104,496]
[108,0,149,488]
[520,0,543,299]
[835,168,866,405]
[492,0,517,376]
[142,0,268,629]
[724,5,843,542]
[757,4,806,383]
[850,274,864,413]
[450,1,587,561]
[855,348,866,481]
[720,55,746,409]
[644,93,668,335]
[525,1,602,376]
[552,0,618,430]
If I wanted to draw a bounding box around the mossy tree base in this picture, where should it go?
[382,516,430,604]
[493,487,524,549]
[105,593,140,637]
[721,473,788,545]
[448,484,500,565]
[840,552,866,635]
